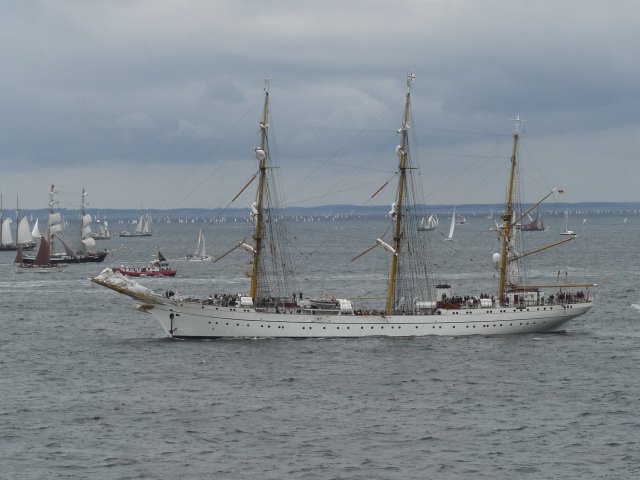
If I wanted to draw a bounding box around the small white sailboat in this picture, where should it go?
[119,212,152,237]
[561,211,576,236]
[186,229,211,261]
[418,214,438,231]
[445,207,456,240]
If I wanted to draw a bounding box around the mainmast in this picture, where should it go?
[47,184,56,257]
[80,188,87,253]
[385,72,414,315]
[15,195,19,247]
[497,115,523,300]
[249,78,270,300]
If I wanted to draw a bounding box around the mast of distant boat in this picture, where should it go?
[497,115,522,301]
[385,72,414,315]
[249,77,270,300]
[47,184,55,258]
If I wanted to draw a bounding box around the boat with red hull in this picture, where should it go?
[112,248,176,277]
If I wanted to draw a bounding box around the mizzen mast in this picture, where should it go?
[385,72,414,315]
[497,115,523,301]
[249,78,270,300]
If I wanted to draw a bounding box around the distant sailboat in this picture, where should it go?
[418,214,438,231]
[16,236,66,272]
[519,210,545,231]
[445,207,456,240]
[561,211,576,236]
[92,217,111,240]
[0,195,36,251]
[120,212,153,237]
[186,229,211,261]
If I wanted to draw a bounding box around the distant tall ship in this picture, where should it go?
[93,75,594,338]
[21,186,109,265]
[518,210,545,231]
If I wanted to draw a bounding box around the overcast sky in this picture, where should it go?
[1,0,638,210]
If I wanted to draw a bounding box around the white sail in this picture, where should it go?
[195,230,206,257]
[143,214,152,234]
[1,218,13,245]
[31,218,41,238]
[446,207,456,240]
[17,217,34,244]
[82,213,93,239]
[82,237,96,249]
[134,214,144,234]
[48,212,63,235]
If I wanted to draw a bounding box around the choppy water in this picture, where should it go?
[1,215,639,479]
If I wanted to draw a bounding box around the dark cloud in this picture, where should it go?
[0,1,638,208]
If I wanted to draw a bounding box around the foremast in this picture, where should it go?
[385,73,414,315]
[46,184,56,257]
[249,78,270,300]
[497,116,522,301]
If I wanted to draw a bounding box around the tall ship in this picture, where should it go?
[92,75,594,338]
[22,186,109,265]
[518,210,545,231]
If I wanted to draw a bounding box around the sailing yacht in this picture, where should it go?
[418,214,438,231]
[445,207,456,240]
[561,211,576,236]
[119,212,152,237]
[0,196,36,251]
[186,229,211,261]
[92,75,594,338]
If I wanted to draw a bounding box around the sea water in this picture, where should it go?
[1,214,638,479]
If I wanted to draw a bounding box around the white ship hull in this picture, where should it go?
[142,300,592,338]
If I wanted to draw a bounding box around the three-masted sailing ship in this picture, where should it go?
[21,186,109,265]
[92,75,594,338]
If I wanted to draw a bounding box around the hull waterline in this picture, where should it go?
[138,299,592,339]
